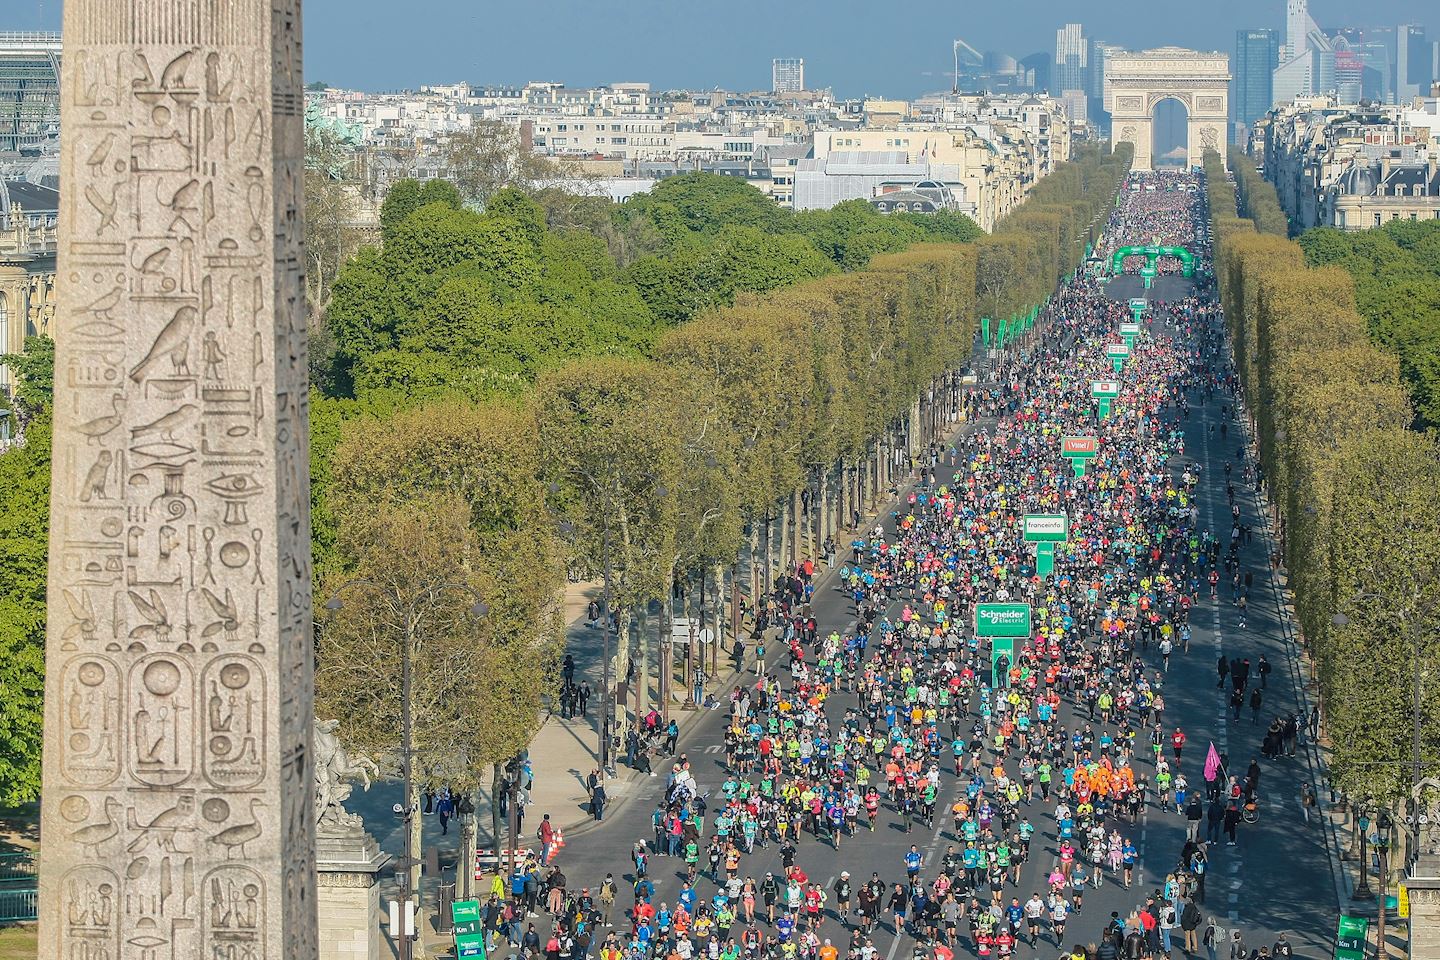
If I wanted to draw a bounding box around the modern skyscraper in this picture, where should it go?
[1396,25,1431,102]
[1233,29,1279,143]
[1019,52,1052,93]
[771,58,804,94]
[0,33,62,154]
[1273,0,1331,101]
[1055,24,1087,94]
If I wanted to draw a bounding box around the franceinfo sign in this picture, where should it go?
[1022,515,1069,542]
[975,603,1033,638]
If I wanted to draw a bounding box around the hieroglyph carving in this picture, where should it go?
[40,2,316,959]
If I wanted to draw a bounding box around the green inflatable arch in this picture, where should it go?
[1110,245,1195,278]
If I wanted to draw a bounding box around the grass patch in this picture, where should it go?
[0,926,35,960]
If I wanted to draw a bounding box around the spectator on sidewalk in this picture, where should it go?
[590,782,607,821]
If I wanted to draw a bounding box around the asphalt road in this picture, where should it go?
[543,285,1340,960]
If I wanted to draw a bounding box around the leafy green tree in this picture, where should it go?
[443,121,587,208]
[1,335,53,430]
[618,172,793,246]
[896,209,983,243]
[0,410,47,805]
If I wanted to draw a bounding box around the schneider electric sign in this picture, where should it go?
[975,603,1033,638]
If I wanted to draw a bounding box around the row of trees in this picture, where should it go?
[1227,146,1289,237]
[1294,220,1440,429]
[1209,156,1440,814]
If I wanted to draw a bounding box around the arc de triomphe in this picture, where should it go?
[1105,47,1231,172]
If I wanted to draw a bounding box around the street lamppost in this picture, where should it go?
[1375,810,1393,959]
[1355,802,1374,900]
[325,579,488,960]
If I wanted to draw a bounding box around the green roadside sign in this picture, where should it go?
[1119,322,1140,336]
[1334,914,1368,960]
[976,603,1032,638]
[456,932,487,958]
[1090,380,1120,399]
[452,898,481,932]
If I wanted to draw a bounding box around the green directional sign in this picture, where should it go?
[1119,322,1140,337]
[976,603,1032,638]
[456,932,488,958]
[452,899,482,934]
[1334,915,1368,960]
[1022,514,1068,543]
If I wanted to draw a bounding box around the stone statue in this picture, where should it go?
[314,719,380,832]
[1415,777,1440,865]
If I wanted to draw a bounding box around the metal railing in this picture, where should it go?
[0,853,37,923]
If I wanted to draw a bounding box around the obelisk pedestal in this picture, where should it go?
[39,2,316,958]
[317,827,391,960]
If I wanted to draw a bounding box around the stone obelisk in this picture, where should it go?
[39,2,316,958]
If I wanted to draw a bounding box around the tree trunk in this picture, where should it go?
[409,778,424,958]
[777,502,790,576]
[749,521,761,608]
[816,472,829,557]
[659,576,673,719]
[711,563,725,678]
[615,507,634,739]
[730,559,742,648]
[791,488,804,564]
[762,516,773,596]
[636,602,650,718]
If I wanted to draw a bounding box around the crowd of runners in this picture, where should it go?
[479,171,1301,960]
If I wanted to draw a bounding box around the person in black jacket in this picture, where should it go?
[1181,900,1203,953]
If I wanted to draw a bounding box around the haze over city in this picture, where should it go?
[7,0,1438,93]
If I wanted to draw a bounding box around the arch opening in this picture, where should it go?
[1152,97,1189,169]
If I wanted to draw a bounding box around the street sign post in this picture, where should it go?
[1333,915,1368,960]
[1023,515,1068,579]
[1060,436,1099,477]
[976,603,1031,687]
[452,897,486,957]
[455,933,487,958]
[1105,342,1130,372]
[1091,380,1119,420]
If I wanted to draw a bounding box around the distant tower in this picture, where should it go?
[1286,0,1308,61]
[772,58,804,94]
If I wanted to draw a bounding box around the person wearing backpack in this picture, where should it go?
[1202,918,1225,960]
[1180,900,1202,954]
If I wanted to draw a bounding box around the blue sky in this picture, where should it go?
[8,0,1436,97]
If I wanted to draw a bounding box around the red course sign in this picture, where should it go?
[1061,436,1099,457]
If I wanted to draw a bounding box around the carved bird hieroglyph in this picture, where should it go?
[129,305,196,383]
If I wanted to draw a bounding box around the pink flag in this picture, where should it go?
[1203,742,1221,782]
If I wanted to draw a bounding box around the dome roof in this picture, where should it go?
[1337,163,1379,196]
